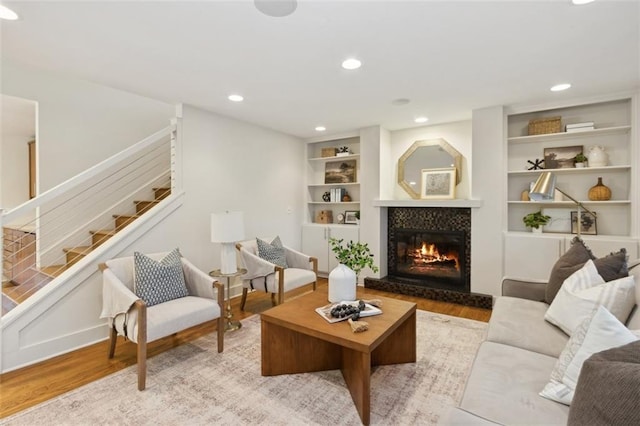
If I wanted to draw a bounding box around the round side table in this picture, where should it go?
[209,268,246,332]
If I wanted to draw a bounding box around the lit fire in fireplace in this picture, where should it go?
[411,242,459,269]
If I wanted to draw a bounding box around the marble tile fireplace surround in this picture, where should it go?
[365,205,492,308]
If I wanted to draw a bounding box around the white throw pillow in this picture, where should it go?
[540,306,639,405]
[545,260,635,335]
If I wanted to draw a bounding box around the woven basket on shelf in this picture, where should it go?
[528,116,562,135]
[321,148,337,157]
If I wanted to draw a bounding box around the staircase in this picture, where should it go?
[1,186,171,314]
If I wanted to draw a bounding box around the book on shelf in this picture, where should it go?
[565,122,595,132]
[331,187,346,202]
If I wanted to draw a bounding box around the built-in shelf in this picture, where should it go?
[508,165,631,175]
[373,199,483,208]
[307,182,359,188]
[308,154,360,162]
[308,201,360,205]
[508,200,631,205]
[507,125,631,144]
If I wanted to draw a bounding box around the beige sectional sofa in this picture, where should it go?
[447,259,640,425]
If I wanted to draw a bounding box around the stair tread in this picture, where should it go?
[134,200,159,204]
[90,229,116,235]
[112,214,140,218]
[40,265,67,277]
[63,246,93,255]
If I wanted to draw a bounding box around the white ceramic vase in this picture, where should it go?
[531,227,543,233]
[328,263,357,302]
[588,146,609,167]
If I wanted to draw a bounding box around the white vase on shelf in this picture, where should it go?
[328,264,357,302]
[588,146,609,167]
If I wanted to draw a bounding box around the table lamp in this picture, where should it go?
[211,211,245,274]
[529,171,596,237]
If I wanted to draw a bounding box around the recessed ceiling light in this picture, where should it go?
[315,126,326,132]
[572,0,595,5]
[341,58,362,70]
[0,5,19,20]
[254,0,297,17]
[228,94,244,102]
[392,98,410,106]
[550,83,571,92]
[414,117,429,123]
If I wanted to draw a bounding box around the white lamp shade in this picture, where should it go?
[211,211,245,243]
[529,172,556,201]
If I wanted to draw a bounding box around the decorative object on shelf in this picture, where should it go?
[527,158,545,170]
[571,211,597,235]
[574,152,588,168]
[342,192,351,202]
[315,210,333,224]
[587,145,609,167]
[523,210,551,233]
[420,167,456,200]
[588,177,612,201]
[321,147,337,157]
[566,122,595,132]
[397,138,463,199]
[327,238,379,302]
[322,191,331,202]
[336,212,345,224]
[325,159,357,184]
[541,208,572,233]
[544,145,582,169]
[528,116,561,135]
[336,146,351,157]
[344,210,359,224]
[529,171,597,238]
[521,190,530,201]
[210,211,245,274]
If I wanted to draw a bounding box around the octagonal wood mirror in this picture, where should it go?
[398,138,462,199]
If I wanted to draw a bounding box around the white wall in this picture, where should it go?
[119,105,306,294]
[1,59,173,193]
[0,94,36,210]
[389,120,472,200]
[471,106,505,297]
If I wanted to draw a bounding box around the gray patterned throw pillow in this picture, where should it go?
[134,249,189,306]
[256,236,288,268]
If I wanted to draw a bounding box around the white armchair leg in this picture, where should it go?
[135,300,147,391]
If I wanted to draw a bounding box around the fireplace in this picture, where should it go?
[386,207,471,293]
[365,206,491,308]
[392,229,466,290]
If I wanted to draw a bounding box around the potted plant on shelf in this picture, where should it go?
[523,210,551,233]
[574,152,588,168]
[328,238,379,302]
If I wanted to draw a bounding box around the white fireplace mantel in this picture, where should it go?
[372,199,483,208]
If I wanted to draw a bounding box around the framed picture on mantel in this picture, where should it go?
[420,167,456,200]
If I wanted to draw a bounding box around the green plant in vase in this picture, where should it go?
[523,210,551,231]
[329,238,379,276]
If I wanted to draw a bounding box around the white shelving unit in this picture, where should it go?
[506,97,635,237]
[305,136,361,224]
[503,95,639,280]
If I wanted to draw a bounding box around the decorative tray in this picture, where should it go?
[315,301,382,323]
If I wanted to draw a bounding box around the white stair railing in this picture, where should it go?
[1,122,178,314]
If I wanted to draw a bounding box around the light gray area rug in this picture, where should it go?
[2,310,487,425]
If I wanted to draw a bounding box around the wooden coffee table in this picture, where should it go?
[260,288,416,425]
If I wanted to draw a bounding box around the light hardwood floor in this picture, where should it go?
[0,279,492,419]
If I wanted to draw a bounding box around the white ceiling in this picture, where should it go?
[1,1,639,139]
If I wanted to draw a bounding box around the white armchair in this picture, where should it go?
[99,252,224,390]
[236,239,318,309]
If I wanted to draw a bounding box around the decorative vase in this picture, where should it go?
[587,146,609,167]
[328,264,357,302]
[531,227,543,234]
[588,177,611,201]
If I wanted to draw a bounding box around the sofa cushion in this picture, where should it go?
[544,260,635,335]
[133,249,188,306]
[486,297,569,358]
[540,306,638,405]
[459,341,569,426]
[545,237,594,304]
[567,340,640,426]
[545,238,629,304]
[257,236,288,268]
